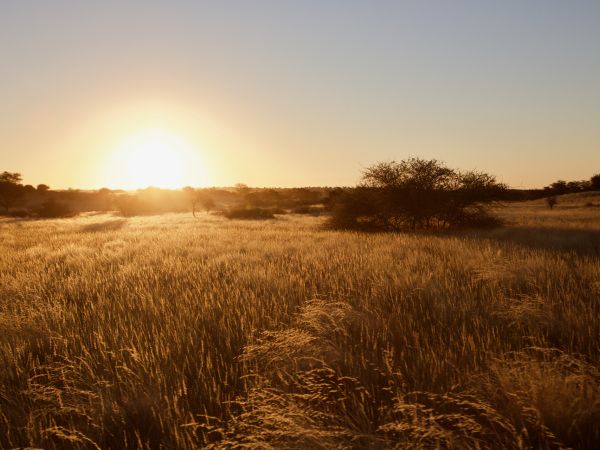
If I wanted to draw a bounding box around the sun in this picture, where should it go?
[106,128,204,189]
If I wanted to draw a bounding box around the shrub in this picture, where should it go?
[291,205,323,215]
[328,158,506,230]
[34,199,74,218]
[114,191,191,217]
[8,209,30,218]
[327,188,383,230]
[114,195,148,217]
[222,207,275,220]
[445,205,504,228]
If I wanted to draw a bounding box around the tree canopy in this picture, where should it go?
[329,158,506,230]
[0,172,24,213]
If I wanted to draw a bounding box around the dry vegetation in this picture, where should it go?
[0,195,599,449]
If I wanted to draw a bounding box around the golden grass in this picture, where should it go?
[0,202,599,449]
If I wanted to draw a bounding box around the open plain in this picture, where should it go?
[0,195,599,449]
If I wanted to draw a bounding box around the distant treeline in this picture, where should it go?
[504,174,600,201]
[1,168,599,221]
[0,171,336,218]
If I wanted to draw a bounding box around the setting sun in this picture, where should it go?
[105,128,206,190]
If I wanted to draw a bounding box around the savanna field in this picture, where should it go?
[1,194,599,449]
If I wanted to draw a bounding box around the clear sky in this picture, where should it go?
[1,1,599,189]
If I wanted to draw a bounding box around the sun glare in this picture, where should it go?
[106,128,205,189]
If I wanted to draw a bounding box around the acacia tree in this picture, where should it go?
[360,158,456,228]
[183,186,200,217]
[546,196,558,210]
[0,172,25,214]
[330,158,506,230]
[184,187,216,217]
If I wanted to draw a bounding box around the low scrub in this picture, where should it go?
[114,189,188,217]
[291,205,323,215]
[7,208,30,218]
[222,207,276,220]
[114,195,154,217]
[34,199,75,218]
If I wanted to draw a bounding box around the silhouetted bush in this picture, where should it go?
[322,187,345,211]
[114,195,153,217]
[328,188,382,230]
[245,189,282,208]
[8,209,30,218]
[114,189,188,216]
[34,199,74,218]
[591,174,600,191]
[291,205,323,215]
[288,188,323,207]
[544,176,598,195]
[328,158,506,231]
[447,205,504,228]
[240,188,326,210]
[0,172,25,214]
[222,207,275,220]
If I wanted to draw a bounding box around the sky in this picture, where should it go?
[1,0,599,189]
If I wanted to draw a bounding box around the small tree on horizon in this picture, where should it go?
[183,186,200,217]
[546,196,558,210]
[0,171,25,214]
[234,183,249,193]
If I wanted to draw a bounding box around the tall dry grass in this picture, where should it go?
[0,203,598,449]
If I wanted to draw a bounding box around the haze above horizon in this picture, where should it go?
[1,1,599,189]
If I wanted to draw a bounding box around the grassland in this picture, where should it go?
[0,195,599,449]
